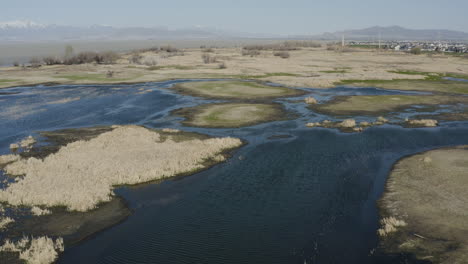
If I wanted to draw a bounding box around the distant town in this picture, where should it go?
[349,41,468,53]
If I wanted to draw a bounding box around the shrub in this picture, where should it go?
[274,51,290,59]
[143,58,158,66]
[106,70,114,78]
[96,51,120,64]
[326,44,337,51]
[203,47,215,53]
[218,62,227,69]
[29,58,42,68]
[43,56,62,65]
[63,51,120,65]
[241,49,261,57]
[13,61,19,67]
[410,47,422,55]
[129,54,143,64]
[160,45,179,53]
[202,53,217,64]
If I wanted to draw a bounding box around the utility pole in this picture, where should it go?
[342,34,345,47]
[378,32,381,50]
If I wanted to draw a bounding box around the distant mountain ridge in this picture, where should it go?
[310,26,468,41]
[1,21,467,42]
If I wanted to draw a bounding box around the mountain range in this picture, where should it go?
[1,21,467,42]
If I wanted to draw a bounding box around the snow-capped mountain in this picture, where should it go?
[0,20,46,29]
[0,20,228,41]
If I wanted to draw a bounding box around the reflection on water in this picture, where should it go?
[1,80,468,264]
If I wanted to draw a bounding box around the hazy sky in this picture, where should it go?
[2,0,468,34]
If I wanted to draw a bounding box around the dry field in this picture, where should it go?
[1,46,468,90]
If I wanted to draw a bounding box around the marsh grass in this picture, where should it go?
[173,80,304,99]
[174,103,289,128]
[0,126,242,211]
[312,94,468,115]
[0,236,64,264]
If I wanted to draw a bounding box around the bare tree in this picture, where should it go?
[29,57,42,68]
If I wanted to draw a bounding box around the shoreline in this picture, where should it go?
[377,145,468,263]
[0,125,246,263]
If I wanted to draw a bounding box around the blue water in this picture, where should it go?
[1,80,468,264]
[444,77,468,82]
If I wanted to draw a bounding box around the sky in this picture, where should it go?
[2,0,468,35]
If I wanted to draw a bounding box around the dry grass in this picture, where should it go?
[175,103,288,128]
[380,146,468,263]
[173,80,303,99]
[378,217,407,236]
[314,95,468,115]
[0,217,14,230]
[0,126,242,211]
[304,96,317,104]
[406,119,438,127]
[2,47,467,90]
[31,207,52,216]
[0,236,64,264]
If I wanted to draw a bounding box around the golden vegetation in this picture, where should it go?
[0,126,242,211]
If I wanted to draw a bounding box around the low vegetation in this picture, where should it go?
[312,94,468,115]
[174,103,289,128]
[0,236,64,264]
[202,53,218,64]
[337,72,468,94]
[273,51,290,59]
[380,146,468,263]
[173,81,304,99]
[0,126,243,211]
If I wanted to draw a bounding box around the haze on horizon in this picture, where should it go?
[2,0,468,35]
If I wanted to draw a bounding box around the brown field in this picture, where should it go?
[1,46,468,90]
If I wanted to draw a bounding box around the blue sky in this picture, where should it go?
[2,0,468,34]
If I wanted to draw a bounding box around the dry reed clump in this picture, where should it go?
[407,119,438,127]
[0,154,19,165]
[0,217,14,230]
[339,119,356,128]
[161,128,180,133]
[31,206,51,216]
[0,126,242,211]
[377,116,388,123]
[306,122,320,127]
[9,143,19,151]
[378,217,407,237]
[20,136,36,149]
[304,97,318,104]
[0,236,64,264]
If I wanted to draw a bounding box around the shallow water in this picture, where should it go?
[443,77,468,82]
[1,80,468,264]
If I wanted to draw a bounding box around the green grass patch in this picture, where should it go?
[147,65,195,71]
[0,79,19,84]
[173,80,304,99]
[174,103,289,128]
[234,72,300,79]
[336,73,468,94]
[313,94,468,115]
[57,74,138,82]
[320,70,348,74]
